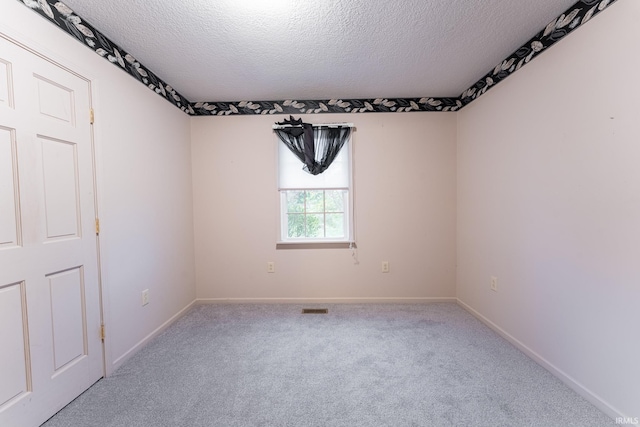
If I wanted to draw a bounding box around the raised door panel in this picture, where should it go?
[40,137,79,240]
[0,127,20,247]
[0,282,31,409]
[0,58,12,109]
[48,268,86,373]
[34,75,74,126]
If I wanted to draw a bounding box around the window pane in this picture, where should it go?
[306,214,324,238]
[286,191,305,213]
[305,190,324,213]
[287,214,305,238]
[325,213,345,238]
[325,190,345,212]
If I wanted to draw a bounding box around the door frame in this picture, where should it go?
[0,23,109,378]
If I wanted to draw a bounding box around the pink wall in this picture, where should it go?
[457,0,640,418]
[191,112,457,301]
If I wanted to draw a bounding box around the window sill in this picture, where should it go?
[276,241,356,250]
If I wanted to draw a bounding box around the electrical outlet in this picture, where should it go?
[381,261,389,273]
[142,289,150,306]
[490,276,498,292]
[267,262,275,273]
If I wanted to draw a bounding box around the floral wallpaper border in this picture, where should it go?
[458,0,619,107]
[190,97,463,116]
[17,0,618,116]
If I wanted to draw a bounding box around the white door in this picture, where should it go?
[0,35,103,427]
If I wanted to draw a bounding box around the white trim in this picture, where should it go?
[348,132,356,243]
[196,297,457,304]
[109,299,197,374]
[0,20,96,85]
[456,298,623,421]
[276,241,354,249]
[278,186,349,191]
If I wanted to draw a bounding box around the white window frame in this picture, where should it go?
[276,133,354,248]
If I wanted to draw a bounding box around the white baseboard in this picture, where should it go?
[196,297,457,304]
[109,299,197,374]
[456,298,622,420]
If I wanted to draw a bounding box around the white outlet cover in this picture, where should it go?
[382,262,389,273]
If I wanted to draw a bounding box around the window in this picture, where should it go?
[278,133,353,244]
[283,190,349,239]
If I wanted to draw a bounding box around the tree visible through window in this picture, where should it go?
[285,189,348,239]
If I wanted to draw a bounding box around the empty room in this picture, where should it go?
[0,0,638,426]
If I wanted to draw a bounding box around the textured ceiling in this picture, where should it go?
[60,0,580,103]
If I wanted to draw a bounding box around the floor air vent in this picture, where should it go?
[302,308,328,314]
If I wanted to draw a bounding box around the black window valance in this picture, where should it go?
[274,116,352,176]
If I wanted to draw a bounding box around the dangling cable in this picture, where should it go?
[350,241,359,265]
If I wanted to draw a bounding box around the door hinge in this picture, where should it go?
[89,108,95,124]
[99,324,106,341]
[95,218,100,235]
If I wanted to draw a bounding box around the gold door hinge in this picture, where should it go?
[99,324,106,341]
[89,108,95,124]
[95,218,100,235]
